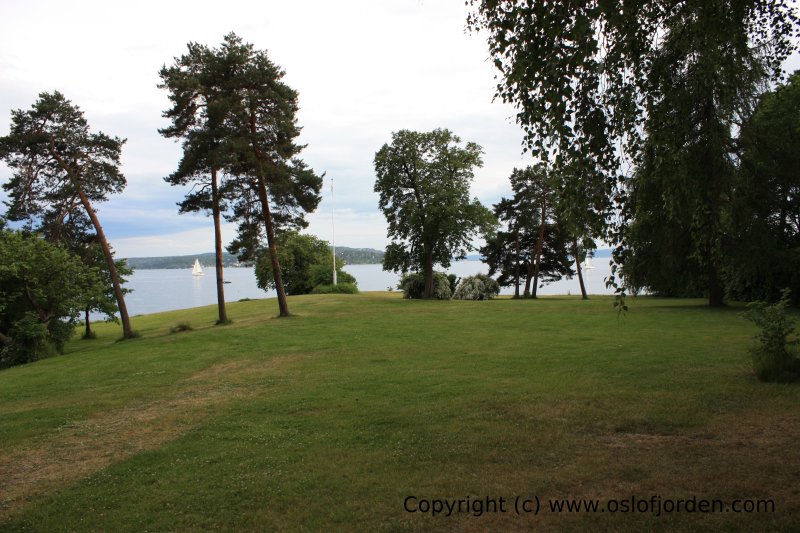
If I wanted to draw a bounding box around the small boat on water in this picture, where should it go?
[192,259,204,276]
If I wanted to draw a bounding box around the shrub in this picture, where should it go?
[399,272,452,299]
[311,283,359,294]
[744,289,800,382]
[309,263,357,288]
[453,274,501,300]
[447,274,459,295]
[0,313,57,368]
[170,322,193,334]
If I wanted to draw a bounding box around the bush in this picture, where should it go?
[447,274,459,295]
[453,274,501,300]
[309,263,357,288]
[399,272,452,299]
[311,283,359,294]
[170,322,193,334]
[744,289,800,382]
[0,313,57,368]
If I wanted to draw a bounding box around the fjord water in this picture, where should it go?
[118,260,615,317]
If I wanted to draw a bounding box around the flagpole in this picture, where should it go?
[332,176,337,285]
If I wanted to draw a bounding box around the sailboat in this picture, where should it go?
[192,258,204,276]
[582,256,596,270]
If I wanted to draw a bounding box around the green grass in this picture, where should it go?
[1,293,798,531]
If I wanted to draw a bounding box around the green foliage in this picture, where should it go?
[82,243,132,324]
[468,1,798,306]
[0,313,55,368]
[308,262,356,288]
[374,128,494,298]
[219,33,323,254]
[0,91,133,334]
[165,34,324,317]
[255,231,355,295]
[452,274,500,301]
[446,274,458,295]
[744,290,800,382]
[159,38,238,325]
[725,71,800,304]
[399,272,452,300]
[311,283,359,295]
[0,230,98,368]
[481,165,574,296]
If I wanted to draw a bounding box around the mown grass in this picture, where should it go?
[0,293,798,532]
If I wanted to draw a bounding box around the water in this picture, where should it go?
[115,260,616,317]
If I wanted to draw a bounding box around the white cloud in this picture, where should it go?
[4,1,796,256]
[0,0,530,255]
[112,225,234,258]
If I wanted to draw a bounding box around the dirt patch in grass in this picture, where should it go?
[552,409,800,531]
[0,356,292,520]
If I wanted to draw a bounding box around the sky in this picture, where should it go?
[1,1,798,258]
[0,0,531,257]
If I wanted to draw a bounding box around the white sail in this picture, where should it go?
[192,258,204,276]
[582,256,596,270]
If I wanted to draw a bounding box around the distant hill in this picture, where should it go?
[124,253,241,270]
[334,246,384,265]
[124,246,385,270]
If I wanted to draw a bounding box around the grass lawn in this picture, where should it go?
[0,293,798,531]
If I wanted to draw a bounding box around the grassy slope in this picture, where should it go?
[0,294,798,532]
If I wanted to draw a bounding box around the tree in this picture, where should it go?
[552,156,607,300]
[0,92,135,336]
[507,164,575,298]
[221,34,323,317]
[21,206,132,338]
[255,231,355,296]
[480,169,572,297]
[80,243,133,339]
[468,0,798,305]
[482,198,522,296]
[0,229,101,367]
[159,38,237,324]
[374,129,493,298]
[726,70,800,303]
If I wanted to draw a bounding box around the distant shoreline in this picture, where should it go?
[123,248,613,269]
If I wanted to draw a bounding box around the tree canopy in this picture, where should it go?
[159,33,323,318]
[0,91,134,335]
[374,128,493,298]
[255,231,355,296]
[481,166,573,297]
[159,36,241,324]
[0,230,102,367]
[217,33,323,317]
[469,0,798,306]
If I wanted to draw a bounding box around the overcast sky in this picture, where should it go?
[0,0,532,257]
[1,1,798,258]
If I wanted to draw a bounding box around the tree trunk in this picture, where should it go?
[532,203,546,299]
[573,238,588,300]
[255,175,290,317]
[84,306,92,338]
[523,263,533,297]
[514,235,521,298]
[423,248,434,298]
[210,168,229,324]
[708,260,724,307]
[77,190,134,338]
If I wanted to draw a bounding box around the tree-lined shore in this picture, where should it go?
[123,246,385,270]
